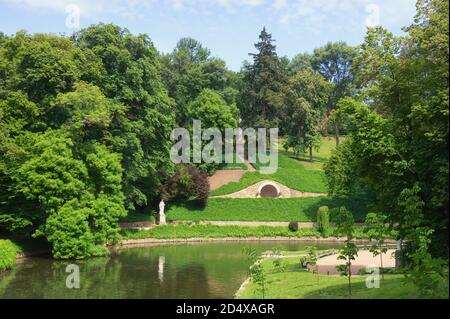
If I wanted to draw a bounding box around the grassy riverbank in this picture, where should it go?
[237,256,424,299]
[0,240,20,271]
[120,224,374,240]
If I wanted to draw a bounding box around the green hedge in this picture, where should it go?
[0,239,20,272]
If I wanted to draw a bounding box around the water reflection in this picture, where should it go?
[0,241,342,299]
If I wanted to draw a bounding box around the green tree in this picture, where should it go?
[325,0,448,293]
[243,247,267,299]
[240,27,286,128]
[364,212,390,279]
[187,88,238,131]
[281,68,331,161]
[298,42,356,145]
[305,246,319,284]
[316,206,330,237]
[74,24,176,211]
[334,207,358,296]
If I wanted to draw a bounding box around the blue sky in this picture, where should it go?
[0,0,417,71]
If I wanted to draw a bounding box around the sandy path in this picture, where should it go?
[312,249,397,275]
[208,169,245,190]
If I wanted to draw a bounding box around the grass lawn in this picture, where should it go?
[210,152,327,196]
[217,153,248,170]
[166,197,369,222]
[120,224,374,240]
[121,224,324,239]
[284,136,345,171]
[238,256,423,299]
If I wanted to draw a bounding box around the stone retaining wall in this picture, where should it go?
[211,180,326,198]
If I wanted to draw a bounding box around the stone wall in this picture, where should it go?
[211,180,326,199]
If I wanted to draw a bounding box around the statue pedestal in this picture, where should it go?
[159,213,166,225]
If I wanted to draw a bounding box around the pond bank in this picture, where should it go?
[120,236,394,247]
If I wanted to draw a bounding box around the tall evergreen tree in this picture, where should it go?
[240,27,286,128]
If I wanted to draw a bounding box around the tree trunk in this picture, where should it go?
[380,253,384,281]
[334,124,340,146]
[348,260,352,296]
[309,144,313,162]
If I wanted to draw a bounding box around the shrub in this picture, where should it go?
[0,239,19,272]
[316,206,330,237]
[161,164,209,206]
[288,221,299,232]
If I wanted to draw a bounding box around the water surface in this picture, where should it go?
[0,241,342,299]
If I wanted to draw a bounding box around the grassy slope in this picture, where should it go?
[288,137,345,171]
[210,152,327,196]
[166,197,369,222]
[121,224,372,240]
[238,257,422,299]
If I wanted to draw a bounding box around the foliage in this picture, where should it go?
[271,247,287,273]
[316,206,330,237]
[161,164,209,206]
[364,212,390,278]
[334,207,359,296]
[240,27,286,128]
[326,0,449,268]
[187,88,238,130]
[160,37,239,127]
[243,247,267,299]
[121,224,337,240]
[288,221,299,232]
[305,246,319,281]
[405,228,449,298]
[290,41,356,145]
[0,239,19,272]
[281,68,332,160]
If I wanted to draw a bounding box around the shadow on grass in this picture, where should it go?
[302,277,415,299]
[166,196,370,223]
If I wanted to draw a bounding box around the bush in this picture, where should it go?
[316,206,330,237]
[161,164,209,206]
[288,221,299,232]
[0,239,19,272]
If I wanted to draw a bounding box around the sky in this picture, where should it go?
[0,0,417,71]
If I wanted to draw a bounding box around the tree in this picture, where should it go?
[14,132,126,259]
[243,247,267,299]
[240,27,286,128]
[325,0,448,294]
[188,88,238,130]
[74,24,176,211]
[305,246,320,284]
[160,38,238,127]
[305,42,356,145]
[334,207,358,296]
[281,68,331,161]
[316,206,330,237]
[364,212,390,279]
[160,164,209,207]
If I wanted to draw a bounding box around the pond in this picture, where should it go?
[0,241,343,299]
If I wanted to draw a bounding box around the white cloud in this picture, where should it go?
[0,0,417,30]
[0,0,154,19]
[276,0,416,34]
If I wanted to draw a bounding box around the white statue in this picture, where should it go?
[159,200,166,225]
